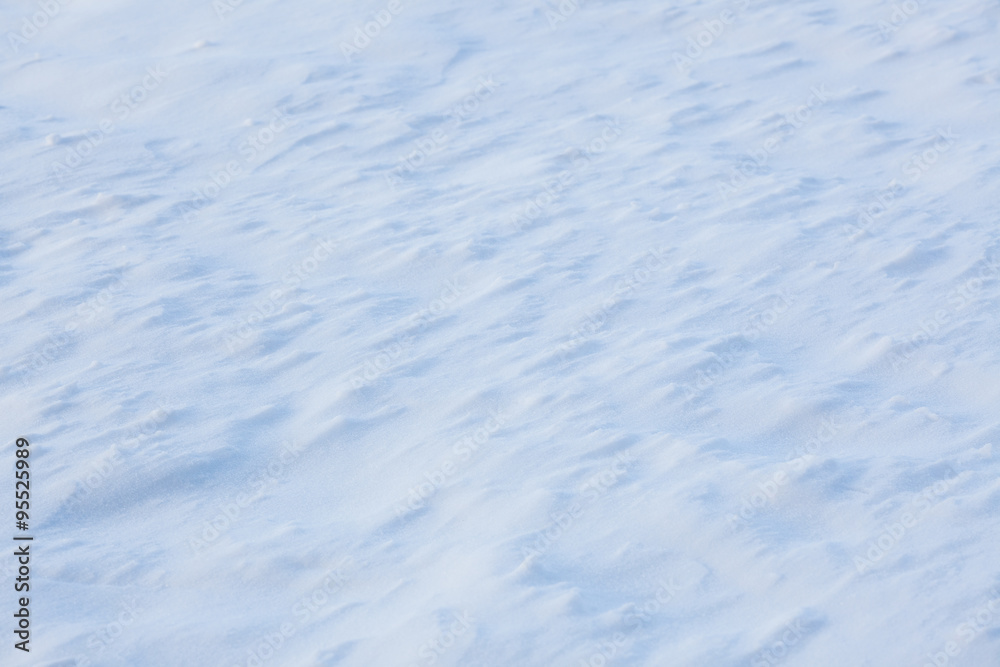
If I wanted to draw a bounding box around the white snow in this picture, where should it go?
[2,0,1000,665]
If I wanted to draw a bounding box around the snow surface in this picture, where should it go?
[2,0,1000,665]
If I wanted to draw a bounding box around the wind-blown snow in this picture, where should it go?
[2,0,1000,665]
